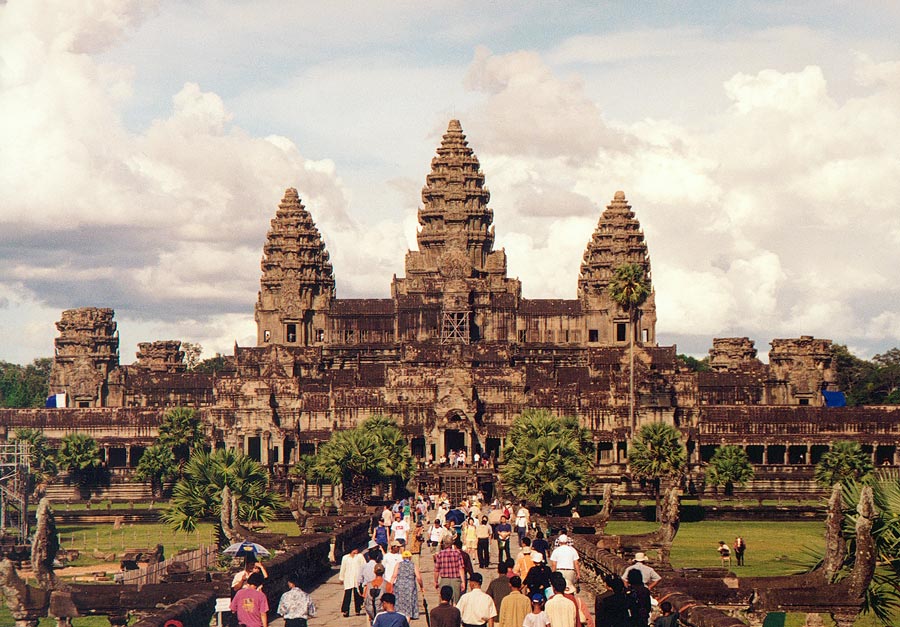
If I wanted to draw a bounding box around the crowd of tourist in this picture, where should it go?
[228,492,696,627]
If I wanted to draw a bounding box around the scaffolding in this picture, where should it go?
[0,441,31,540]
[440,311,470,344]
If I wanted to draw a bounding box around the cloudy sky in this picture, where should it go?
[2,0,900,365]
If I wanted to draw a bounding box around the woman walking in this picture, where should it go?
[389,550,424,619]
[364,563,389,626]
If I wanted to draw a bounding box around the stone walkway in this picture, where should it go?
[270,532,596,626]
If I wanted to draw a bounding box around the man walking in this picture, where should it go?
[495,515,512,565]
[549,534,580,589]
[339,546,366,616]
[230,572,268,627]
[457,572,497,627]
[498,576,530,627]
[277,575,316,627]
[372,592,411,627]
[431,585,462,627]
[434,537,467,603]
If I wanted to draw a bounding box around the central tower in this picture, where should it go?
[392,120,521,343]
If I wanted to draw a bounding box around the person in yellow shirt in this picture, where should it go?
[498,576,531,627]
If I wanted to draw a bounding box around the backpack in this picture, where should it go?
[626,588,650,626]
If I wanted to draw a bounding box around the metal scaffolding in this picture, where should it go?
[0,440,31,540]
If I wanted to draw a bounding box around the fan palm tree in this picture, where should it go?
[14,427,57,493]
[706,445,755,497]
[500,409,592,511]
[629,422,686,514]
[608,263,651,433]
[57,433,102,489]
[314,415,414,505]
[816,441,874,487]
[157,407,205,466]
[163,448,283,534]
[133,444,177,497]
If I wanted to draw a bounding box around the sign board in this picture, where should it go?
[215,598,231,613]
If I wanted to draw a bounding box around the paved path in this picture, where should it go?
[270,531,596,626]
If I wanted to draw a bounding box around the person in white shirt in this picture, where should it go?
[549,534,580,589]
[338,547,367,616]
[622,552,661,590]
[456,572,497,627]
[383,541,404,582]
[391,512,409,544]
[515,503,530,544]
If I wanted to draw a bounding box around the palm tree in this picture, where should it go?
[289,454,319,516]
[628,422,686,514]
[500,409,592,511]
[133,444,177,497]
[157,407,205,466]
[57,433,102,494]
[14,427,57,494]
[608,263,651,433]
[314,415,414,506]
[816,441,874,487]
[706,445,755,497]
[162,448,283,534]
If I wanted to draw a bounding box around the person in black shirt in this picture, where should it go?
[522,551,552,598]
[595,574,630,627]
[430,585,462,627]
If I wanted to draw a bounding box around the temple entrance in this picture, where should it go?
[444,429,465,454]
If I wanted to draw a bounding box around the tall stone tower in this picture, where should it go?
[255,188,335,346]
[392,120,521,343]
[578,191,657,345]
[48,307,120,407]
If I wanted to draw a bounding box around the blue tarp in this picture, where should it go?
[823,390,846,407]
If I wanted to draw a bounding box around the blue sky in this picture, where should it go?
[2,0,900,364]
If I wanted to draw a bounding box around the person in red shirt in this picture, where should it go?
[231,572,269,627]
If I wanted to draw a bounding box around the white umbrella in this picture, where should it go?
[222,541,270,557]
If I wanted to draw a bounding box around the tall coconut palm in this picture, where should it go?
[608,263,651,433]
[816,441,875,487]
[163,448,283,534]
[628,422,686,515]
[500,409,592,511]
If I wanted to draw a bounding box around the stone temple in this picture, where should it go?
[4,120,899,499]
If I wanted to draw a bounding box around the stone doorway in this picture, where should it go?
[444,429,465,454]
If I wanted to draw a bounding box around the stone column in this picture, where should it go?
[804,444,811,465]
[893,446,900,466]
[125,446,132,468]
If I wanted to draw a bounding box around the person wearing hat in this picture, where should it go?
[622,552,661,590]
[549,534,580,589]
[522,593,549,627]
[565,582,593,627]
[389,549,424,620]
[498,575,530,627]
[514,537,535,580]
[372,592,411,627]
[522,551,552,599]
[457,572,498,627]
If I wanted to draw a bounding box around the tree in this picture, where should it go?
[500,409,593,511]
[181,342,203,371]
[57,433,103,494]
[157,407,204,466]
[815,441,874,487]
[0,358,52,408]
[194,354,228,374]
[289,454,319,515]
[313,415,414,505]
[163,448,283,533]
[133,444,177,497]
[629,422,686,512]
[14,427,58,494]
[677,354,711,372]
[608,263,651,432]
[706,445,754,497]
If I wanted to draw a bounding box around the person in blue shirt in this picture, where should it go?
[372,592,411,627]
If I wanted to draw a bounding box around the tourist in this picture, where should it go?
[359,544,383,588]
[464,517,478,560]
[717,540,731,566]
[276,575,316,627]
[407,521,424,566]
[514,537,535,580]
[486,562,512,610]
[454,537,475,588]
[498,575,530,627]
[734,536,746,566]
[549,534,580,589]
[625,569,651,627]
[364,563,389,625]
[338,547,366,617]
[543,575,580,627]
[231,555,268,593]
[373,518,390,551]
[372,592,411,627]
[531,530,549,561]
[522,551,552,598]
[473,451,481,467]
[383,541,404,582]
[522,593,549,627]
[653,600,680,627]
[622,552,661,590]
[515,502,530,543]
[391,511,410,544]
[571,507,580,518]
[430,519,445,549]
[495,515,512,564]
[230,572,268,627]
[595,574,629,627]
[389,550,424,620]
[431,585,462,627]
[567,582,594,627]
[449,449,457,467]
[382,505,394,528]
[434,537,466,603]
[456,572,498,627]
[476,515,492,568]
